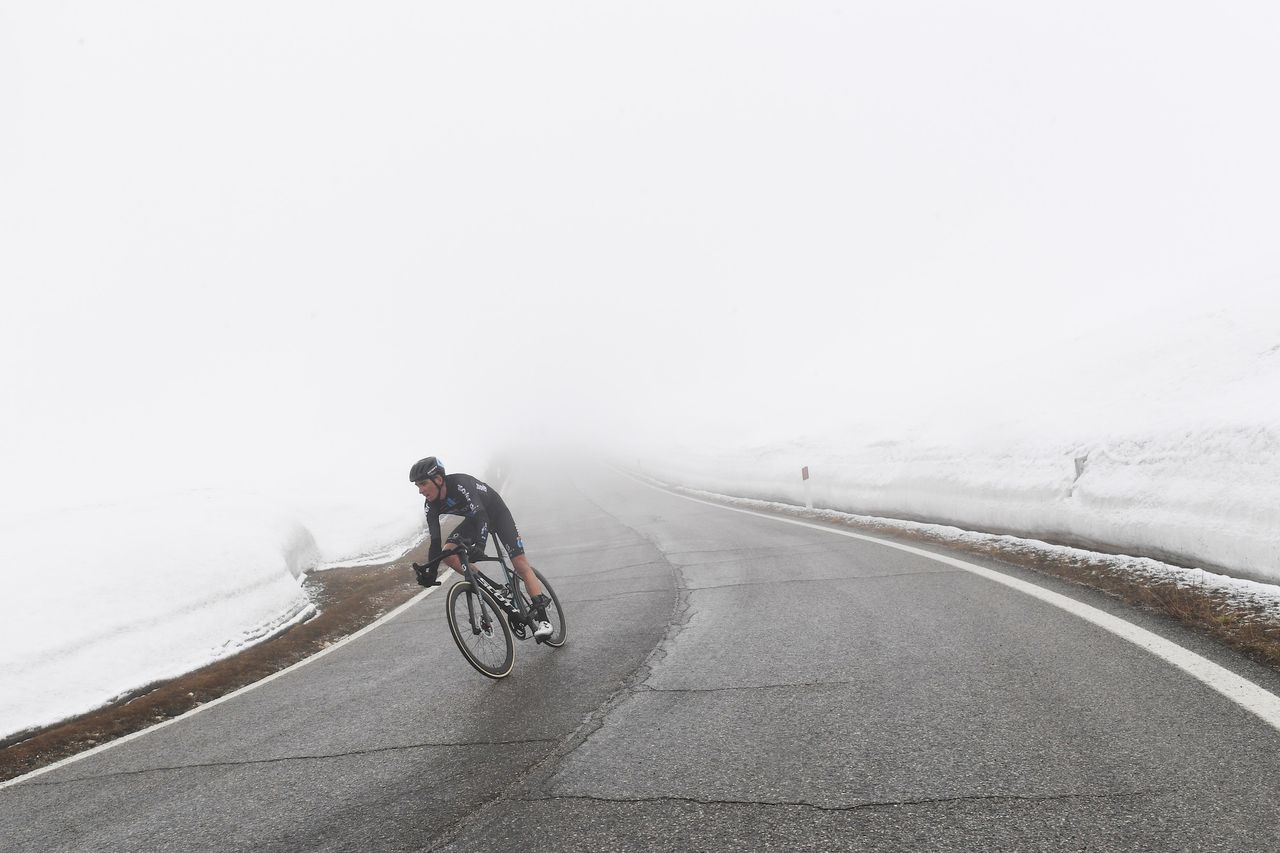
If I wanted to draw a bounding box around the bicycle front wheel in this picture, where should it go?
[445,581,515,679]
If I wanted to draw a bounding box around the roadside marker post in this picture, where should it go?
[802,465,813,509]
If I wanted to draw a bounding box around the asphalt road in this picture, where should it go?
[5,466,1280,852]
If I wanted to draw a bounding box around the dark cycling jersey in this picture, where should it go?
[425,472,526,562]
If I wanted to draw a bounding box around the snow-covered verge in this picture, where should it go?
[637,302,1280,586]
[649,481,1280,620]
[0,489,424,741]
[637,424,1280,585]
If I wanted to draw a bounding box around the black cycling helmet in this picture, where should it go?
[409,456,445,483]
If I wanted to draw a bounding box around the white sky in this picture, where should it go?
[3,2,1279,510]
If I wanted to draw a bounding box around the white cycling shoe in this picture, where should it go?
[533,619,553,639]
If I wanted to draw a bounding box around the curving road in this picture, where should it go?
[5,466,1280,851]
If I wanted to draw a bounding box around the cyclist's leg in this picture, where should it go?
[511,554,542,597]
[488,499,544,598]
[490,509,553,637]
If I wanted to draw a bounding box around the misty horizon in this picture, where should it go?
[5,3,1279,510]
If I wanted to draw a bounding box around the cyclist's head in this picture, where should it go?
[410,456,446,497]
[410,456,445,483]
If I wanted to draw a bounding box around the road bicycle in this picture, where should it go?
[418,534,567,678]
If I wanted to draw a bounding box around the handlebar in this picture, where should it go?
[412,538,501,589]
[418,543,499,570]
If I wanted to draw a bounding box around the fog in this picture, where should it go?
[4,2,1279,513]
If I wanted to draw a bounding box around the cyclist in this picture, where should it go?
[408,456,553,639]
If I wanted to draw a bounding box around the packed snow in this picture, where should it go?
[637,296,1280,586]
[0,488,418,740]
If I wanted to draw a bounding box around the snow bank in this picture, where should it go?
[640,424,1280,584]
[286,495,425,570]
[639,301,1280,585]
[0,489,407,740]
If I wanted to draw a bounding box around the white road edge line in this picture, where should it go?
[1,570,454,790]
[638,476,1280,735]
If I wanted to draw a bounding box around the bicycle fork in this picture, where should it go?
[463,587,489,636]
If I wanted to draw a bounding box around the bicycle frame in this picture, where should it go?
[453,534,535,633]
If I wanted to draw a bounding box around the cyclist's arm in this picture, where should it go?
[426,507,444,563]
[444,479,490,555]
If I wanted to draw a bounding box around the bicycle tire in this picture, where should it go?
[445,580,515,678]
[531,568,568,648]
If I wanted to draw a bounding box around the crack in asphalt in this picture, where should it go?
[662,544,837,559]
[563,588,673,604]
[637,679,861,694]
[423,476,692,851]
[19,737,559,788]
[560,561,659,579]
[540,541,656,558]
[683,568,959,589]
[520,788,1172,814]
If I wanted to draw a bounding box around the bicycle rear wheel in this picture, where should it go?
[445,580,514,678]
[530,568,567,648]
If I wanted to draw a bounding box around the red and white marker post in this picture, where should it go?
[801,465,813,510]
